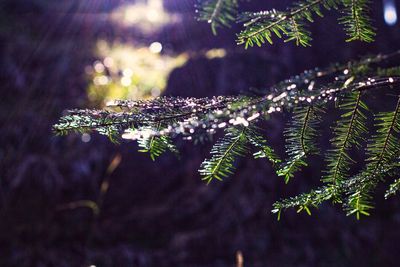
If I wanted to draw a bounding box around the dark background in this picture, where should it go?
[1,0,400,266]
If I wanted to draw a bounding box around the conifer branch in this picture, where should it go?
[346,97,400,218]
[196,0,239,34]
[322,91,368,198]
[236,0,339,47]
[273,162,400,218]
[54,51,400,218]
[339,0,375,42]
[245,127,281,164]
[278,106,323,183]
[272,186,335,217]
[136,123,179,160]
[196,0,377,47]
[385,178,400,198]
[371,99,400,173]
[199,127,249,183]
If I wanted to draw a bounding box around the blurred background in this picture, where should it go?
[1,0,400,266]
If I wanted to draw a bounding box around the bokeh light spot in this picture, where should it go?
[149,42,163,54]
[384,0,398,26]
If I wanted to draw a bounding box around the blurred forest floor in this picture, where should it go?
[1,0,400,266]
